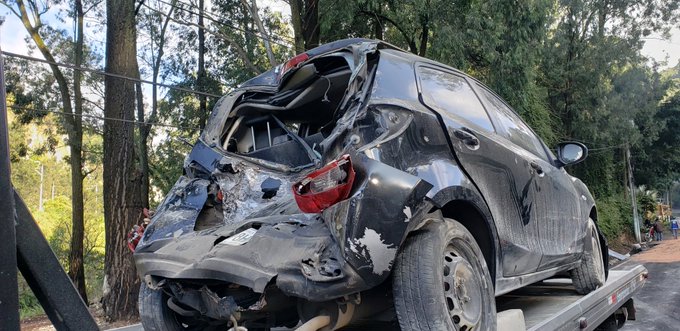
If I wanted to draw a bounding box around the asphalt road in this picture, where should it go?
[619,259,680,330]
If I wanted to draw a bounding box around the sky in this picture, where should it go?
[640,27,680,68]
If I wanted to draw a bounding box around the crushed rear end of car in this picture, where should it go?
[133,39,435,329]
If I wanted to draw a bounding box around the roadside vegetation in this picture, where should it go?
[2,0,680,321]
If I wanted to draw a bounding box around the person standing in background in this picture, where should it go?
[671,217,679,240]
[654,218,664,241]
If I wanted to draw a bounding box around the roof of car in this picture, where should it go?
[239,38,470,88]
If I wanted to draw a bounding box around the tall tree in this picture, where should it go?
[197,0,208,128]
[137,0,178,209]
[241,0,277,66]
[102,0,143,320]
[2,0,89,302]
[68,0,88,303]
[290,0,319,52]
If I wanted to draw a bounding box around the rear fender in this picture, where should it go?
[322,152,433,285]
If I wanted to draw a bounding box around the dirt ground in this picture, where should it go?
[632,232,680,263]
[608,231,639,255]
[20,312,137,331]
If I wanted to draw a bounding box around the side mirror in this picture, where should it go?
[556,142,588,167]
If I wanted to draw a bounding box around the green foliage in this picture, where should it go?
[8,111,106,316]
[672,183,680,208]
[596,194,633,240]
[18,275,45,319]
[636,188,659,221]
[632,75,680,188]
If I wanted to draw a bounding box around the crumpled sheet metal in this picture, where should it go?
[141,177,209,245]
[213,159,295,233]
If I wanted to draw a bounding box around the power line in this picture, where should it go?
[150,0,294,49]
[588,144,625,151]
[1,51,223,98]
[170,0,295,46]
[9,105,196,130]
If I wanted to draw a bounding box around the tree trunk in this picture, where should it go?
[139,0,176,208]
[67,0,87,303]
[198,0,208,129]
[289,0,319,52]
[418,22,429,56]
[289,0,305,53]
[14,0,87,303]
[373,17,383,40]
[135,80,148,209]
[103,0,143,320]
[302,0,319,50]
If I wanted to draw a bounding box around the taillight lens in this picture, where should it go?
[278,53,309,79]
[293,155,356,213]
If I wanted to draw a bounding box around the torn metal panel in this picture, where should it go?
[323,153,433,284]
[140,177,209,247]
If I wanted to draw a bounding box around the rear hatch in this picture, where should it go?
[138,41,378,248]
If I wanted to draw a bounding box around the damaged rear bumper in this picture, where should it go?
[135,214,369,301]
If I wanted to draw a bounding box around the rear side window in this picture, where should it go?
[417,67,494,132]
[476,86,547,158]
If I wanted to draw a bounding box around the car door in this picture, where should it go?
[416,65,543,276]
[473,84,582,271]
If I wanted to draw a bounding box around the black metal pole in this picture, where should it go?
[0,17,21,330]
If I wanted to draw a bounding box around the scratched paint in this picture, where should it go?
[353,228,398,275]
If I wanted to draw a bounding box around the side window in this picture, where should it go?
[417,67,494,132]
[476,86,547,158]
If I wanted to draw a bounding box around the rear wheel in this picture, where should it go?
[138,282,226,331]
[393,218,496,331]
[571,218,606,295]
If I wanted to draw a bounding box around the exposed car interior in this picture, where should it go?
[218,55,353,168]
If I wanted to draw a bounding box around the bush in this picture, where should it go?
[596,194,634,240]
[18,275,44,319]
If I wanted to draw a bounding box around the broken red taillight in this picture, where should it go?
[127,224,145,252]
[278,52,309,79]
[127,208,151,252]
[293,155,356,213]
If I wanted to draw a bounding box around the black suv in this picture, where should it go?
[134,39,607,331]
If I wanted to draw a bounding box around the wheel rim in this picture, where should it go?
[443,245,483,330]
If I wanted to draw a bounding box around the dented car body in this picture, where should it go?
[135,39,607,330]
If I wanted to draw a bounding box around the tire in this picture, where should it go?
[138,282,226,331]
[571,218,606,295]
[594,315,618,331]
[393,218,497,331]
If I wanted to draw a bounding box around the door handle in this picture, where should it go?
[453,128,480,149]
[530,160,545,177]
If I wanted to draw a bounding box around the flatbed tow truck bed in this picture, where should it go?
[497,264,647,331]
[111,265,647,331]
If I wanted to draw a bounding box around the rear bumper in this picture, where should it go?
[134,215,369,301]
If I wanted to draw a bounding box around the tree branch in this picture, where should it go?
[0,2,23,20]
[240,0,277,66]
[358,10,417,53]
[15,0,76,136]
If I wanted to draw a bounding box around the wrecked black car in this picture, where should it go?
[134,39,608,331]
